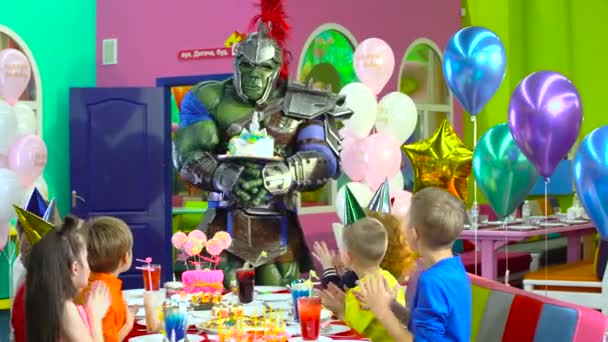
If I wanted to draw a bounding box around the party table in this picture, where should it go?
[459,220,596,281]
[125,287,367,341]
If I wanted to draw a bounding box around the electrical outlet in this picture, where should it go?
[102,39,118,65]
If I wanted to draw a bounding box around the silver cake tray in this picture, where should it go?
[217,155,284,163]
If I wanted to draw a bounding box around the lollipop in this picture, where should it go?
[188,230,207,244]
[205,238,225,256]
[183,236,203,256]
[171,232,188,249]
[213,231,232,249]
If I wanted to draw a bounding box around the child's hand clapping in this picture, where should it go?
[312,241,337,270]
[316,283,346,320]
[359,273,396,315]
[86,281,110,319]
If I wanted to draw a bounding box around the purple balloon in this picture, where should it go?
[508,71,582,178]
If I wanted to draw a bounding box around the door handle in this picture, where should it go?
[71,190,86,208]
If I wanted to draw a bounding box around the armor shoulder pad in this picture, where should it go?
[283,82,354,121]
[189,79,231,112]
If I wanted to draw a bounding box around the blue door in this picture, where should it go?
[70,87,172,289]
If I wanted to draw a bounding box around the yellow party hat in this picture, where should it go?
[13,205,54,246]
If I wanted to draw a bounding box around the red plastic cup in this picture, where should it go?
[235,268,255,304]
[142,264,162,291]
[298,296,322,340]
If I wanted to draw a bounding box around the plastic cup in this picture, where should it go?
[142,264,162,291]
[143,291,164,333]
[298,297,322,340]
[291,281,311,321]
[236,268,255,304]
[163,303,188,342]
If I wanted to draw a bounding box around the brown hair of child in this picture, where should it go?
[343,217,388,267]
[82,216,133,273]
[409,187,467,248]
[366,210,417,280]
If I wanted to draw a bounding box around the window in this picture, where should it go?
[398,39,453,142]
[0,26,42,135]
[297,24,357,213]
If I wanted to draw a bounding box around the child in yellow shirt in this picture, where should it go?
[318,217,405,341]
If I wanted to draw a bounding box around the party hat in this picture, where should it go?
[368,178,391,213]
[343,185,366,225]
[13,205,54,246]
[43,198,60,224]
[25,188,48,219]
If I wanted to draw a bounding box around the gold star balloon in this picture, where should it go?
[402,120,473,201]
[13,205,54,246]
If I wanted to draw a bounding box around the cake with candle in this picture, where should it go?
[227,111,275,158]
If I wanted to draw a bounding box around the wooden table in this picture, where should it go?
[460,222,596,281]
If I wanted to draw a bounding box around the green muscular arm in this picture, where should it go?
[172,81,243,193]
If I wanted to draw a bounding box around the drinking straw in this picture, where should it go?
[136,257,154,291]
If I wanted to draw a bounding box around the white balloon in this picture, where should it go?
[13,103,37,136]
[376,92,418,143]
[339,82,377,139]
[0,100,18,154]
[332,222,345,251]
[335,182,373,223]
[0,168,25,222]
[389,173,404,195]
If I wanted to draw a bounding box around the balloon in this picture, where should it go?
[7,134,48,187]
[0,155,7,168]
[205,238,224,256]
[402,120,473,200]
[391,190,412,219]
[353,38,395,95]
[339,82,377,138]
[389,173,404,195]
[573,126,608,238]
[361,132,402,191]
[473,124,539,219]
[0,49,32,105]
[0,100,18,154]
[443,26,506,115]
[13,103,36,136]
[0,222,8,250]
[171,232,188,249]
[508,71,583,178]
[188,230,207,244]
[376,92,418,143]
[213,231,232,249]
[340,137,366,181]
[0,169,24,222]
[335,182,373,223]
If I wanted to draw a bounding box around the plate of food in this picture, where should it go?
[197,316,262,334]
[563,219,589,224]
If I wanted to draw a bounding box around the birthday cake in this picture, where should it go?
[227,111,275,158]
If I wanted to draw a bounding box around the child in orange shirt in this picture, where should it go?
[81,216,136,342]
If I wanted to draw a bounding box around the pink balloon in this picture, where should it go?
[171,231,188,249]
[353,38,395,95]
[205,238,224,256]
[340,137,367,181]
[188,230,207,244]
[392,190,412,219]
[7,134,48,187]
[361,132,402,190]
[0,49,32,105]
[0,222,9,250]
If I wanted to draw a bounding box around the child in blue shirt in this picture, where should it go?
[358,187,472,342]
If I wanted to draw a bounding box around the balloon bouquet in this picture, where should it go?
[337,37,417,220]
[0,49,47,279]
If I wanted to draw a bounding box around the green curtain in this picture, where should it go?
[462,0,608,206]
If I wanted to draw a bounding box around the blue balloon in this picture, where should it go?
[573,126,608,238]
[443,26,506,115]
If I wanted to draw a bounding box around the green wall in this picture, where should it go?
[462,0,608,207]
[0,0,97,215]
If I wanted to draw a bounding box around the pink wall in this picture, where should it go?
[96,0,461,250]
[97,1,460,123]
